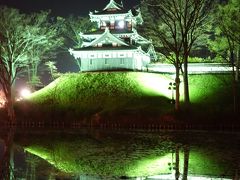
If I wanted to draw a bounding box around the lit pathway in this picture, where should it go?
[148,63,233,74]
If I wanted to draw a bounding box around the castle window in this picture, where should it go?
[118,21,125,29]
[90,59,93,65]
[105,59,108,64]
[104,54,110,58]
[120,58,124,65]
[110,24,114,29]
[101,21,110,29]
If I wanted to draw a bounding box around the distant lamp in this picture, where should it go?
[118,21,125,28]
[20,88,31,98]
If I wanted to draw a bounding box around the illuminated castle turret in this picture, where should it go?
[70,0,156,72]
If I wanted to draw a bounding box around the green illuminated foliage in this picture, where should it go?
[0,6,63,120]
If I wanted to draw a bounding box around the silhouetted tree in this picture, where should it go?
[209,0,240,113]
[0,127,15,180]
[175,144,180,180]
[26,153,39,180]
[182,145,190,180]
[140,1,183,111]
[58,16,97,71]
[141,0,213,110]
[45,61,59,81]
[0,7,63,121]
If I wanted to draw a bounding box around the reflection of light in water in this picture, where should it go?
[23,130,237,179]
[126,153,173,176]
[148,174,231,180]
[131,152,232,180]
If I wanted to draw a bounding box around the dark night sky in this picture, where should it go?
[0,0,140,17]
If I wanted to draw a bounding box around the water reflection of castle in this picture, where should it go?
[1,130,237,179]
[69,0,156,72]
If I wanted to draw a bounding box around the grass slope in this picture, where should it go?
[22,72,237,122]
[28,72,172,115]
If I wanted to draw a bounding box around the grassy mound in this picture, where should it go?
[189,74,233,104]
[18,71,237,123]
[27,72,172,115]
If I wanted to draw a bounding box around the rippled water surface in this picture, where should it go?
[0,128,239,179]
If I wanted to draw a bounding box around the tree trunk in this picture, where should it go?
[0,128,15,180]
[182,145,190,180]
[230,50,237,114]
[175,144,180,180]
[236,46,240,113]
[235,45,239,82]
[232,70,237,114]
[76,58,81,72]
[26,153,38,180]
[183,55,190,106]
[175,65,181,111]
[7,99,15,123]
[6,86,16,122]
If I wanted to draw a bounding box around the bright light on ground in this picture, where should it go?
[135,73,173,98]
[20,88,31,98]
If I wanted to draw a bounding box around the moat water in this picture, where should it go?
[0,127,239,179]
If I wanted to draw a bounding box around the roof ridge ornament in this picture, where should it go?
[120,1,124,8]
[103,0,122,10]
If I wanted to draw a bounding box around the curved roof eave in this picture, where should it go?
[87,28,129,47]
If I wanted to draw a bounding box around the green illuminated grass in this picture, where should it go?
[22,72,237,121]
[189,74,232,104]
[28,72,173,115]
